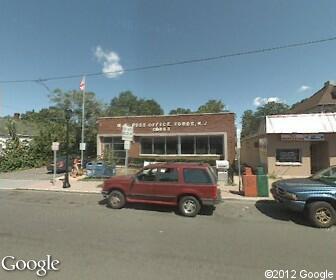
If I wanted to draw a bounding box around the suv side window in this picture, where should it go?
[137,168,158,182]
[157,168,179,183]
[183,168,212,184]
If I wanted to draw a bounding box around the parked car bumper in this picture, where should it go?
[201,189,223,206]
[271,187,305,212]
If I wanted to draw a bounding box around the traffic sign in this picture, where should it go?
[51,142,59,151]
[122,124,134,141]
[79,142,86,151]
[124,140,131,150]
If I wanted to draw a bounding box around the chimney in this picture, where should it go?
[325,80,336,87]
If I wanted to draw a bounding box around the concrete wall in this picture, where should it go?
[267,134,311,178]
[240,135,260,169]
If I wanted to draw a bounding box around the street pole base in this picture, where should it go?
[62,181,71,188]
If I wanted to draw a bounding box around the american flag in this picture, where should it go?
[79,77,86,91]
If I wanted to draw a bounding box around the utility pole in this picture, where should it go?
[63,109,72,188]
[80,76,86,168]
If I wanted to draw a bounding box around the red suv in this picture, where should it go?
[102,162,221,217]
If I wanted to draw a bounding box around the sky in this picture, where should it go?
[1,0,336,126]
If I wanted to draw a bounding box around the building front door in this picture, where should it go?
[310,142,329,174]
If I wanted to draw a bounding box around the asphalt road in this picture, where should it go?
[0,190,334,280]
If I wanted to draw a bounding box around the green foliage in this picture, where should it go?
[169,108,192,115]
[107,91,163,116]
[197,99,225,113]
[103,148,116,167]
[0,121,43,172]
[241,102,290,137]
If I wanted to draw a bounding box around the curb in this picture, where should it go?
[14,188,101,194]
[221,196,273,202]
[11,188,273,201]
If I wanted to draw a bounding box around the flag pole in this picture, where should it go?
[80,76,86,168]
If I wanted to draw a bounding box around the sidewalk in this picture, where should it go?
[11,175,274,201]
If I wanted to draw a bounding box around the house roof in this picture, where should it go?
[0,118,38,137]
[266,112,336,134]
[289,81,336,114]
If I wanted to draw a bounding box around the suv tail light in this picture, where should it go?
[211,186,218,199]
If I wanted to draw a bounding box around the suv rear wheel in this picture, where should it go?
[107,190,126,209]
[307,201,336,228]
[179,196,201,217]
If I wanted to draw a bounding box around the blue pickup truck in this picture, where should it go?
[271,166,336,228]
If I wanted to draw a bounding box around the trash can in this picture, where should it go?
[256,166,269,197]
[86,161,116,178]
[85,162,95,177]
[242,167,257,197]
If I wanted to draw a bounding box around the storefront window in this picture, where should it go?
[102,137,112,143]
[209,136,223,155]
[196,136,208,154]
[276,149,301,163]
[166,137,178,154]
[140,135,224,156]
[181,136,195,154]
[141,137,153,154]
[153,137,165,154]
[112,137,123,151]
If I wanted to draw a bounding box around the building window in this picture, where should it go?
[141,137,153,154]
[166,137,178,154]
[153,137,165,154]
[140,135,224,156]
[209,136,223,155]
[196,136,208,154]
[276,149,301,163]
[112,137,124,151]
[181,136,195,154]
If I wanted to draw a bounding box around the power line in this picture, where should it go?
[1,35,336,84]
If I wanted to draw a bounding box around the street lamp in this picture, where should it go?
[63,108,72,188]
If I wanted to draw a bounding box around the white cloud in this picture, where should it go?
[94,46,123,78]
[297,85,311,93]
[253,97,281,107]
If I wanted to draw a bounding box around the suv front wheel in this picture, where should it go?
[107,190,126,209]
[307,201,336,228]
[179,196,201,217]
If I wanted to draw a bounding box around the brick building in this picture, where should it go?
[97,112,236,164]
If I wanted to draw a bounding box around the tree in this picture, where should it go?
[197,100,225,113]
[254,102,290,118]
[241,110,258,138]
[137,99,164,115]
[0,120,41,172]
[106,91,163,116]
[241,102,290,137]
[49,89,104,157]
[169,108,192,115]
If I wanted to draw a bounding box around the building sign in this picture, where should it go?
[117,120,208,133]
[281,134,325,142]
